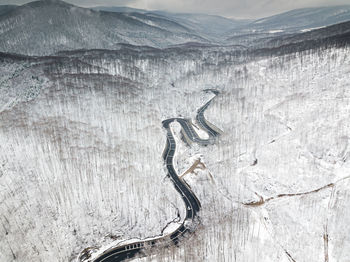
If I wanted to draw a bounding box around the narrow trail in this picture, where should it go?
[81,90,221,262]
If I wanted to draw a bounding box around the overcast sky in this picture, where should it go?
[1,0,350,18]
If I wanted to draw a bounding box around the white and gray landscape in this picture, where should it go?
[1,0,350,261]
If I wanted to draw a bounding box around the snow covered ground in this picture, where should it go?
[0,44,350,262]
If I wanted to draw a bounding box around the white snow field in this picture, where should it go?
[0,43,350,262]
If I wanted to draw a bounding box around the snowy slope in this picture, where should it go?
[1,31,350,262]
[0,0,208,56]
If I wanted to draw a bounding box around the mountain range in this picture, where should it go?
[0,0,350,55]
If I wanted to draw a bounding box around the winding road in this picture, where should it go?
[87,90,221,262]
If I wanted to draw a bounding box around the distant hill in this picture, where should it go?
[0,0,208,55]
[250,5,350,33]
[0,4,17,16]
[226,5,350,45]
[146,11,250,40]
[1,1,350,56]
[93,6,251,40]
[92,6,147,14]
[260,20,350,50]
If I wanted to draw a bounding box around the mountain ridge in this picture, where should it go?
[0,1,350,55]
[0,0,209,55]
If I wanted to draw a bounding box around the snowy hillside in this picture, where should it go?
[1,26,350,262]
